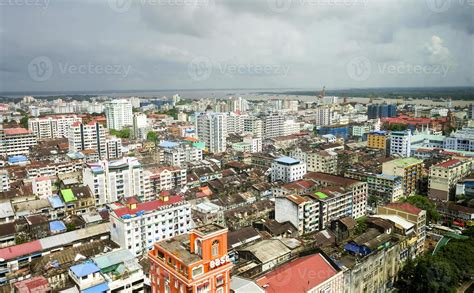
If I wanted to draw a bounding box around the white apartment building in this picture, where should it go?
[132,113,148,140]
[271,157,307,183]
[283,119,300,136]
[83,157,144,205]
[307,150,338,174]
[160,143,203,167]
[195,111,227,153]
[0,128,37,157]
[0,170,9,192]
[32,177,52,198]
[106,136,123,160]
[68,121,108,159]
[227,112,247,134]
[263,113,285,139]
[390,130,412,157]
[275,194,319,235]
[28,115,82,139]
[105,99,133,130]
[142,166,187,201]
[314,107,333,126]
[243,135,262,153]
[109,196,193,255]
[243,116,263,138]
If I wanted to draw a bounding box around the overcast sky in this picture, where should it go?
[0,0,472,92]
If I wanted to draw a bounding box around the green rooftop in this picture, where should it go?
[315,191,328,199]
[391,157,423,166]
[61,189,77,203]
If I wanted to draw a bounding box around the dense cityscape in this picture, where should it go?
[1,0,474,292]
[0,92,472,292]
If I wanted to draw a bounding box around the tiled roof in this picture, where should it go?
[435,159,462,168]
[4,128,31,135]
[256,253,338,291]
[385,202,422,215]
[113,196,184,218]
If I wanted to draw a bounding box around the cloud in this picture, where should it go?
[0,0,472,92]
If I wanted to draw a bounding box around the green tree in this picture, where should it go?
[402,195,440,222]
[20,115,29,129]
[146,131,157,142]
[110,128,131,139]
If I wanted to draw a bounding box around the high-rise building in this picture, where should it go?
[105,99,133,130]
[28,115,82,139]
[367,104,397,119]
[109,195,192,256]
[82,157,144,205]
[243,116,263,138]
[68,121,107,159]
[314,106,332,126]
[263,113,285,139]
[132,113,149,140]
[105,136,123,160]
[148,224,233,293]
[159,141,203,167]
[195,111,227,153]
[367,131,388,150]
[390,130,412,157]
[382,157,423,196]
[0,128,38,157]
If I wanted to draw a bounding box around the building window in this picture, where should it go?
[195,239,202,256]
[216,287,224,293]
[212,240,219,257]
[192,266,203,278]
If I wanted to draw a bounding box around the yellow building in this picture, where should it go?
[367,131,388,150]
[382,157,423,197]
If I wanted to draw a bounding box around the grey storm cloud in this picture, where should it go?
[0,0,472,92]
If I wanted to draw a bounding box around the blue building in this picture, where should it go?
[367,104,397,119]
[318,125,349,140]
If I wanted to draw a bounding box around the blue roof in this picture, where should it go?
[82,282,109,293]
[70,262,100,278]
[159,141,179,148]
[370,130,387,135]
[48,195,65,209]
[49,220,67,233]
[275,156,299,164]
[376,173,399,180]
[8,155,27,163]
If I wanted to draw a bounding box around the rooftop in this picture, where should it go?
[384,202,422,215]
[193,223,226,236]
[70,262,100,278]
[3,128,31,135]
[385,157,423,167]
[256,253,338,292]
[274,156,300,165]
[158,234,201,265]
[435,159,463,168]
[112,196,184,218]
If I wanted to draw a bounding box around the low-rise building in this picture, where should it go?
[148,224,233,293]
[377,203,426,255]
[275,194,319,235]
[271,157,307,183]
[0,128,38,157]
[429,158,472,202]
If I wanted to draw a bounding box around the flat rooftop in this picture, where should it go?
[158,234,201,265]
[193,223,225,235]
